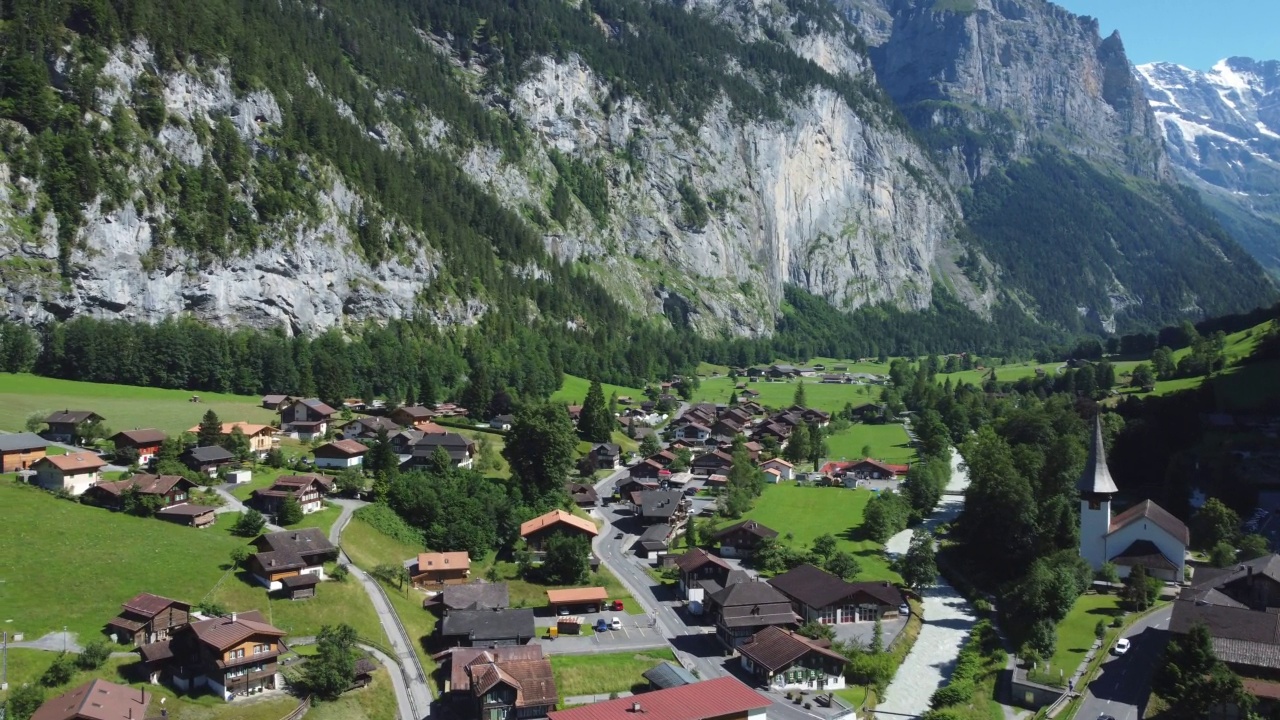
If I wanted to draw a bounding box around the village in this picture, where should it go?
[4,338,1280,720]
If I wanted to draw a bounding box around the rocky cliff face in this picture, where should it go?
[848,0,1169,183]
[1137,57,1280,277]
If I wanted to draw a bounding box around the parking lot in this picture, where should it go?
[533,610,672,653]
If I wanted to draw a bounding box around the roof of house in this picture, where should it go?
[637,490,685,519]
[768,564,876,609]
[252,529,337,568]
[294,398,338,416]
[1109,539,1179,571]
[262,394,291,404]
[281,573,321,589]
[188,610,285,651]
[546,587,608,604]
[1078,415,1120,495]
[110,428,168,445]
[441,608,536,641]
[438,645,545,693]
[121,592,189,618]
[30,679,151,720]
[0,431,47,453]
[416,552,471,574]
[43,410,101,425]
[92,474,193,498]
[1170,599,1280,669]
[520,509,599,538]
[673,547,732,574]
[709,580,796,627]
[37,451,106,473]
[314,439,369,457]
[469,657,557,708]
[183,445,235,463]
[762,458,793,469]
[738,625,848,672]
[393,405,436,420]
[343,416,402,434]
[692,450,734,467]
[441,583,509,611]
[547,677,770,720]
[639,523,672,548]
[156,504,217,518]
[592,443,621,455]
[1107,499,1190,546]
[1193,553,1280,590]
[185,422,274,437]
[712,519,778,542]
[642,661,698,689]
[565,482,599,502]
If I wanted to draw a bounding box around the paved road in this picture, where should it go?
[333,498,432,719]
[1074,605,1173,720]
[359,643,418,720]
[877,452,974,719]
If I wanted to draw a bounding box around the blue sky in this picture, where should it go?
[1052,0,1280,69]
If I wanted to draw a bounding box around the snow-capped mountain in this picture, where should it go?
[1137,57,1280,276]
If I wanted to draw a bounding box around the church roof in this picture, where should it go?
[1109,539,1179,571]
[1077,415,1119,495]
[1107,499,1190,546]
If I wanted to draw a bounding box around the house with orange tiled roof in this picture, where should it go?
[138,610,285,700]
[519,509,598,558]
[31,451,106,495]
[186,421,277,457]
[411,552,472,586]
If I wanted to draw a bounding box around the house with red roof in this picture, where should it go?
[31,451,106,496]
[548,677,769,720]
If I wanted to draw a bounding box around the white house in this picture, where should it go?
[311,439,367,470]
[761,458,795,481]
[32,452,106,495]
[1079,417,1189,582]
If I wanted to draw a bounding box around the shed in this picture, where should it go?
[556,617,584,635]
[546,587,608,613]
[642,661,698,690]
[280,573,320,600]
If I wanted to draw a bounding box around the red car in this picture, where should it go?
[611,600,625,611]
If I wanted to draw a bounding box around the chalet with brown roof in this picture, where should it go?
[587,443,621,470]
[250,474,333,517]
[673,548,733,599]
[672,422,713,445]
[32,451,106,496]
[690,450,734,477]
[430,583,510,614]
[615,478,659,499]
[412,552,472,586]
[0,432,47,472]
[389,405,438,429]
[337,415,403,442]
[261,394,294,410]
[184,422,277,457]
[739,625,848,691]
[109,429,167,465]
[435,645,556,720]
[247,528,338,590]
[41,410,104,444]
[710,579,798,648]
[139,610,286,700]
[548,676,770,720]
[312,439,368,470]
[836,458,910,481]
[712,520,778,558]
[404,432,478,469]
[565,481,599,507]
[767,564,905,625]
[84,473,201,513]
[106,592,191,646]
[180,445,236,476]
[761,458,795,481]
[31,679,150,720]
[520,509,598,555]
[279,398,338,439]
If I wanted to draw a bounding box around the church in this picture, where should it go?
[1079,416,1189,582]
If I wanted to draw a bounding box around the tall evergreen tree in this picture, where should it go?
[197,409,223,447]
[577,379,613,443]
[418,369,437,407]
[793,381,807,407]
[504,402,578,506]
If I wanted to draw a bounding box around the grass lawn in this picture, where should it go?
[1028,592,1124,687]
[0,482,248,639]
[375,578,438,675]
[691,376,882,414]
[824,423,916,465]
[553,375,647,406]
[475,554,641,615]
[305,668,399,720]
[550,648,676,697]
[285,502,344,534]
[715,484,899,582]
[205,561,386,645]
[0,372,275,436]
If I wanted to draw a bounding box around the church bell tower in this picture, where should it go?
[1078,415,1118,571]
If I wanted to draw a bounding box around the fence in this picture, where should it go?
[278,695,312,720]
[364,573,428,720]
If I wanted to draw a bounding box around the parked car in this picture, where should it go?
[558,607,570,616]
[684,487,697,496]
[898,603,910,616]
[610,617,622,630]
[594,619,609,632]
[615,532,624,539]
[1112,638,1131,655]
[612,600,625,611]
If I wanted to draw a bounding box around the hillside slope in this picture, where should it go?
[0,0,1271,342]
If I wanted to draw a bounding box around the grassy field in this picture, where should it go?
[692,376,883,414]
[0,373,274,436]
[550,648,676,697]
[0,482,250,639]
[715,483,898,582]
[1028,592,1124,687]
[825,423,916,465]
[553,375,647,406]
[305,667,399,720]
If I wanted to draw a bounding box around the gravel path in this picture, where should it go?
[879,452,976,718]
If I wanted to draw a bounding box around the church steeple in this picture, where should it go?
[1077,414,1119,496]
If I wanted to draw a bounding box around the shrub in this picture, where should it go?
[6,682,45,720]
[929,680,973,709]
[353,503,425,547]
[76,640,111,670]
[41,653,74,686]
[332,564,350,582]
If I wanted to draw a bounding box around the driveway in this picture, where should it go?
[1075,605,1173,720]
[877,452,974,718]
[212,483,282,530]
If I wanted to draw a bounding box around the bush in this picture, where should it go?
[41,653,74,686]
[76,640,111,670]
[232,509,266,537]
[353,503,425,547]
[5,682,46,720]
[928,679,974,709]
[332,564,350,582]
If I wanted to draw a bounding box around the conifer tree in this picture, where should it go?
[577,379,613,443]
[793,381,807,407]
[197,409,223,447]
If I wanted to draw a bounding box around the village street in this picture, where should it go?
[876,452,975,718]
